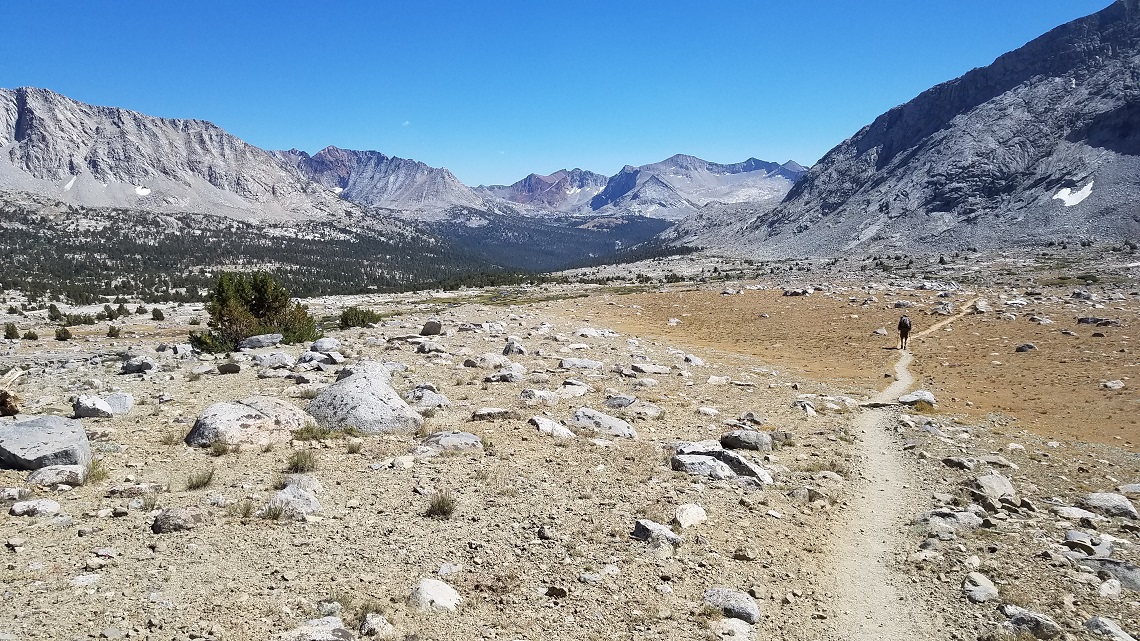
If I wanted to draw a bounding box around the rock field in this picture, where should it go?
[0,264,1138,640]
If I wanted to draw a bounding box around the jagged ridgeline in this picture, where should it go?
[0,193,521,303]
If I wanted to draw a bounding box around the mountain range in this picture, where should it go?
[673,0,1140,256]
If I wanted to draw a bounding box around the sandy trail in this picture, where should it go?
[824,304,977,638]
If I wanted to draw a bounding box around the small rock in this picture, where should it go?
[673,504,707,529]
[9,499,61,517]
[703,587,761,624]
[407,578,461,612]
[962,572,999,603]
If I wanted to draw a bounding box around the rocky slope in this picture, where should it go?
[679,0,1140,257]
[275,147,492,221]
[0,87,350,221]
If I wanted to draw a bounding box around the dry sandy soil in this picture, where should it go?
[0,270,1137,641]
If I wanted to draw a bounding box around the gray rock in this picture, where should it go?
[675,442,774,483]
[73,395,114,418]
[217,362,242,374]
[359,612,395,638]
[104,393,134,416]
[703,587,761,624]
[420,320,442,336]
[631,363,671,375]
[560,358,603,370]
[557,379,593,398]
[1016,343,1038,353]
[673,503,707,529]
[1000,603,1062,639]
[1081,493,1138,519]
[603,394,637,409]
[405,386,450,413]
[502,340,527,356]
[254,352,296,369]
[261,483,321,520]
[0,416,92,469]
[120,356,155,374]
[1054,505,1107,521]
[624,401,664,421]
[973,474,1016,501]
[26,464,87,486]
[276,616,355,641]
[671,454,737,480]
[237,333,282,350]
[470,407,520,421]
[520,389,558,407]
[418,431,483,454]
[570,408,636,439]
[530,416,575,439]
[311,337,340,353]
[1118,484,1140,496]
[962,572,999,603]
[9,498,61,516]
[1104,380,1126,390]
[308,361,423,434]
[151,506,210,534]
[185,397,309,446]
[407,578,461,612]
[1085,616,1137,641]
[899,390,936,406]
[720,430,773,452]
[631,519,682,546]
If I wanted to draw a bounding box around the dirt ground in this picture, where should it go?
[584,285,1139,447]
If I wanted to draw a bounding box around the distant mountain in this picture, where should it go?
[682,0,1140,257]
[274,146,489,220]
[478,168,609,213]
[0,87,349,221]
[481,154,805,220]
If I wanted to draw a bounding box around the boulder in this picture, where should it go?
[1000,604,1061,639]
[530,416,575,438]
[261,483,321,520]
[237,333,282,350]
[631,519,682,546]
[0,416,92,469]
[26,464,87,486]
[570,408,636,439]
[675,442,773,483]
[671,454,736,480]
[972,474,1016,501]
[899,390,936,406]
[416,431,483,455]
[254,353,296,370]
[104,393,134,416]
[1054,505,1106,521]
[673,504,707,529]
[631,363,671,375]
[73,395,114,418]
[520,389,558,407]
[408,578,461,612]
[120,356,155,374]
[1081,493,1138,519]
[216,362,242,375]
[703,588,761,624]
[308,361,423,434]
[1085,616,1137,641]
[720,430,773,452]
[405,386,451,413]
[311,337,340,353]
[151,506,210,533]
[420,320,442,336]
[1015,343,1038,353]
[962,572,999,603]
[185,397,309,447]
[502,340,527,356]
[10,498,61,516]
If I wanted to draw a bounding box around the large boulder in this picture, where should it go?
[27,464,87,486]
[237,333,282,350]
[120,356,155,374]
[570,408,636,439]
[73,395,113,418]
[1081,493,1139,519]
[0,416,92,469]
[151,506,211,533]
[276,617,355,641]
[720,430,773,452]
[104,393,134,416]
[311,337,340,353]
[308,361,423,434]
[260,482,321,521]
[185,397,309,446]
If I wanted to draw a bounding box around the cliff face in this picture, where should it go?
[720,1,1140,256]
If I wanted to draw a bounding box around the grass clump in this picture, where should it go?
[286,449,319,473]
[425,489,457,519]
[186,467,215,490]
[84,458,109,484]
[227,499,254,519]
[346,440,363,455]
[208,440,236,457]
[293,422,334,441]
[140,492,159,512]
[21,331,37,341]
[106,325,121,338]
[261,502,286,521]
[3,323,18,340]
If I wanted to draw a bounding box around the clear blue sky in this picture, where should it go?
[0,1,1113,185]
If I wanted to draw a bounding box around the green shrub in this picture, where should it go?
[136,305,148,315]
[3,323,17,340]
[63,313,95,326]
[21,331,37,341]
[189,271,320,353]
[116,303,130,317]
[47,303,61,321]
[339,306,384,329]
[151,307,165,321]
[6,305,19,315]
[54,326,72,341]
[106,325,121,338]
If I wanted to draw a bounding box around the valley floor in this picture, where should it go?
[0,273,1137,640]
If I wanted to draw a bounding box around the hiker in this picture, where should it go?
[898,314,912,350]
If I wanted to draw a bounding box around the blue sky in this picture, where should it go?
[0,1,1113,185]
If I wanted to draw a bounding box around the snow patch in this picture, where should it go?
[332,187,344,195]
[1053,181,1093,207]
[63,175,77,191]
[134,186,152,196]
